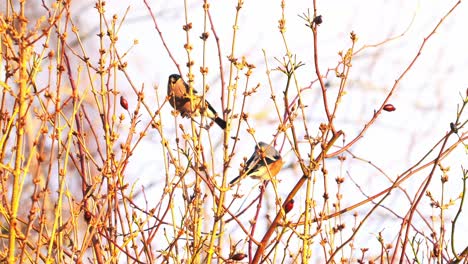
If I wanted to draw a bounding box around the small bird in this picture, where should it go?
[230,142,283,185]
[167,74,226,129]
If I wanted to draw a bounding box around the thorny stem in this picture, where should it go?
[251,131,342,264]
[326,0,463,159]
[206,1,243,263]
[398,133,450,263]
[450,169,467,262]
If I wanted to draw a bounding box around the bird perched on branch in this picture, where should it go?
[167,74,226,129]
[230,142,283,185]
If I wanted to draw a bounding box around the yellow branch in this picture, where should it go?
[9,2,30,262]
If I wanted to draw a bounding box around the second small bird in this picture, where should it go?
[230,142,283,185]
[167,74,226,129]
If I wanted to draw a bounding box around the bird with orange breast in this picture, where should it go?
[167,74,226,129]
[230,142,283,185]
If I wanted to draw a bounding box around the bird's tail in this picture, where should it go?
[214,117,226,129]
[205,101,226,129]
[229,175,242,185]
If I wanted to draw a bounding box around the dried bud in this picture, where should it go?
[383,104,396,112]
[313,15,323,25]
[120,96,129,110]
[200,32,209,40]
[182,22,192,31]
[450,122,458,133]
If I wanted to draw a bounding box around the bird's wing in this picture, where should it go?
[243,145,278,175]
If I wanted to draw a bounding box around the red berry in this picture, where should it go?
[383,104,396,112]
[230,253,247,261]
[84,211,92,222]
[284,199,294,214]
[120,96,129,110]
